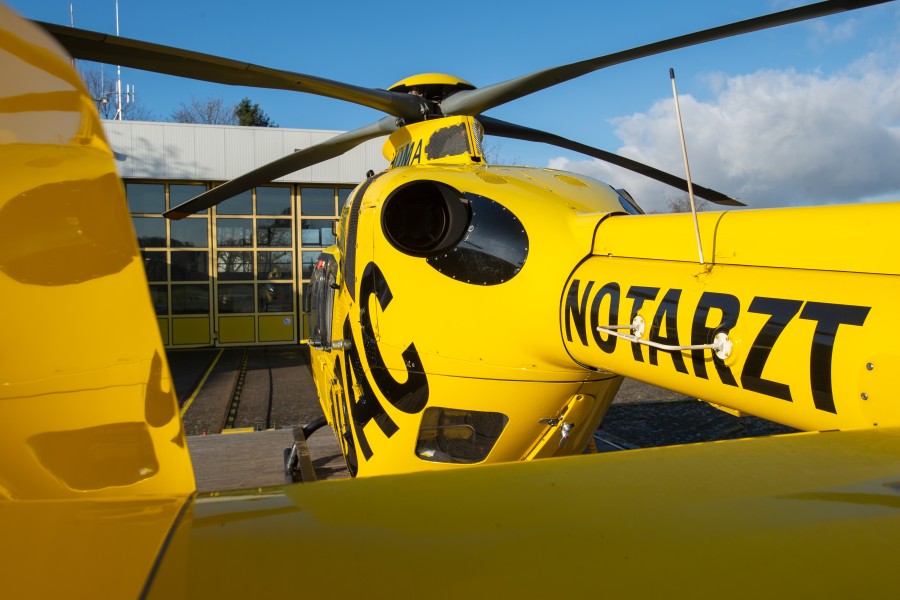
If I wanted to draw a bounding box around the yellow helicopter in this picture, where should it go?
[3,1,900,597]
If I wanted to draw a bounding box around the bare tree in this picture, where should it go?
[665,194,711,213]
[171,96,238,125]
[482,140,520,165]
[79,63,155,121]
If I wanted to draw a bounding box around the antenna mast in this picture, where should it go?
[68,2,75,66]
[114,0,122,120]
[670,68,705,266]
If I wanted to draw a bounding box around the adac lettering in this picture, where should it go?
[390,139,423,168]
[339,261,429,462]
[565,279,870,414]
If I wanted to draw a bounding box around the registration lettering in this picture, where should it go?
[565,279,870,414]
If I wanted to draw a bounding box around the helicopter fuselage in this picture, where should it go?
[306,116,630,476]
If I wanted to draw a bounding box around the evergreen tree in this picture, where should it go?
[234,98,277,127]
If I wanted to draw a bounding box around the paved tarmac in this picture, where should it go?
[167,346,322,435]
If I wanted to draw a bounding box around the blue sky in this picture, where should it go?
[8,0,900,211]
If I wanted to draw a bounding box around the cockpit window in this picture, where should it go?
[613,187,643,215]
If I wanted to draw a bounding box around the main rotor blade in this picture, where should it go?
[165,117,398,219]
[442,0,890,116]
[35,21,425,121]
[479,116,744,206]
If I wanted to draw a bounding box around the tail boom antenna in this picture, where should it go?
[670,68,706,266]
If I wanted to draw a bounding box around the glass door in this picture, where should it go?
[213,185,297,345]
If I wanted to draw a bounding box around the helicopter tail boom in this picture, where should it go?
[562,203,900,432]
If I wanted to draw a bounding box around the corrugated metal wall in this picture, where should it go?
[103,120,388,183]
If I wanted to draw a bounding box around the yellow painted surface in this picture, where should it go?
[591,204,900,274]
[258,314,295,342]
[1,9,192,597]
[388,72,474,91]
[3,496,188,599]
[218,315,255,344]
[0,4,193,501]
[172,316,211,345]
[143,427,900,599]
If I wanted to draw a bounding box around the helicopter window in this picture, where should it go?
[217,251,254,280]
[217,283,254,313]
[171,284,210,315]
[301,251,321,279]
[255,186,292,216]
[256,219,292,247]
[614,187,643,215]
[141,251,167,282]
[425,123,471,160]
[216,190,253,215]
[301,220,336,246]
[258,283,293,313]
[125,183,165,213]
[307,253,337,349]
[216,219,253,247]
[300,187,335,216]
[170,218,208,248]
[257,251,293,280]
[132,217,166,248]
[171,251,209,281]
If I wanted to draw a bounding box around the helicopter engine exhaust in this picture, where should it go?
[381,181,470,257]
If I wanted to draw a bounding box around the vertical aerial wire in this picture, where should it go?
[670,68,705,266]
[68,2,75,67]
[115,0,122,120]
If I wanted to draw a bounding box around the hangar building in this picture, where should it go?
[106,119,387,348]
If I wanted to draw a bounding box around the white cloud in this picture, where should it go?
[550,56,900,213]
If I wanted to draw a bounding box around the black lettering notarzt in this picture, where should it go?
[564,279,594,346]
[741,297,803,402]
[590,282,621,354]
[690,292,740,387]
[799,302,871,414]
[647,288,688,373]
[626,286,660,362]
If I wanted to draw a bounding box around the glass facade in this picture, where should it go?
[126,181,354,347]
